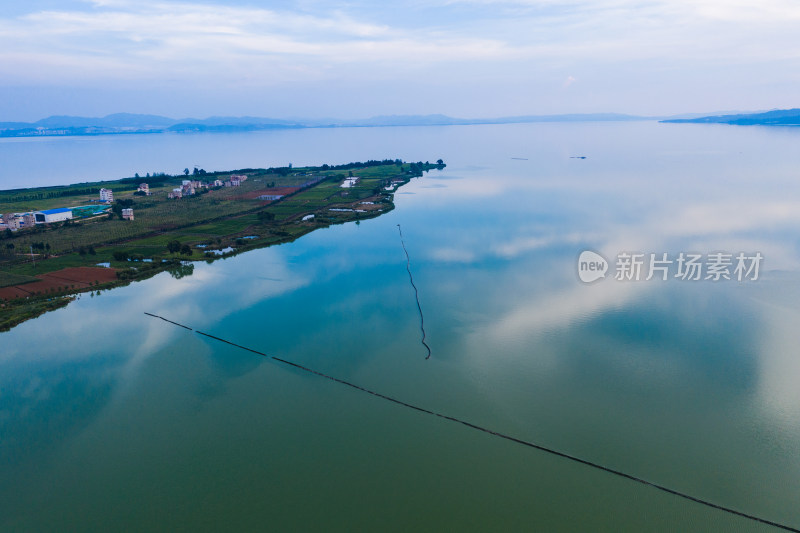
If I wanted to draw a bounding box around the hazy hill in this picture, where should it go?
[661,108,800,125]
[0,111,660,137]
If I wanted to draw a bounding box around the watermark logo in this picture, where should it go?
[577,250,609,283]
[578,251,763,283]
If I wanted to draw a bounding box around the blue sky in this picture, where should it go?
[1,0,799,121]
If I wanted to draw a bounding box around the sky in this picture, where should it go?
[1,0,799,121]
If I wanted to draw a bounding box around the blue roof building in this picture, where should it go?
[35,207,73,224]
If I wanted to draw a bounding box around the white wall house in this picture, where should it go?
[100,188,114,202]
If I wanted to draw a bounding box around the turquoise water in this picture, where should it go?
[2,122,800,531]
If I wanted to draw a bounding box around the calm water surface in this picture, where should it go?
[2,123,800,531]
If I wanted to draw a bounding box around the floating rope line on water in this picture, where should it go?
[143,312,193,331]
[397,224,431,360]
[145,312,799,533]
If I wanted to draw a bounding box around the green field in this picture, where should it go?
[0,270,38,288]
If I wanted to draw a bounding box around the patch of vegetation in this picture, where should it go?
[0,296,75,333]
[0,270,38,288]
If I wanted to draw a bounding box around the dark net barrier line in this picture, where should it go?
[143,312,193,331]
[196,331,269,357]
[397,224,431,360]
[146,312,799,533]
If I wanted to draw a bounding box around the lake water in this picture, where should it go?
[2,122,800,532]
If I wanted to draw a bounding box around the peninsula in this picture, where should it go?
[0,159,445,331]
[660,108,800,126]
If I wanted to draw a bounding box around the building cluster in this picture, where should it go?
[2,208,73,230]
[169,180,203,199]
[227,175,247,187]
[168,175,248,199]
[2,185,143,232]
[137,183,150,195]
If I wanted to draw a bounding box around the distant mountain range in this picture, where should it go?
[0,112,654,138]
[2,109,794,138]
[0,113,304,137]
[661,108,800,126]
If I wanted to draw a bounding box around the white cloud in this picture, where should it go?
[0,1,519,86]
[1,0,799,116]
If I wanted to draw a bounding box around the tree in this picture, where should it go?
[436,159,444,165]
[135,173,140,179]
[167,240,181,254]
[184,168,190,176]
[180,244,192,256]
[88,246,96,256]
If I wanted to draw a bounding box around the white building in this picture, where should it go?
[34,208,73,224]
[100,188,114,203]
[122,208,134,221]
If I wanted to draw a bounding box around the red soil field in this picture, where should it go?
[0,267,118,300]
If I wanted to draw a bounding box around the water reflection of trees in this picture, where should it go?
[167,262,194,279]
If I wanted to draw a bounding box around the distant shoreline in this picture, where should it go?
[660,108,800,126]
[0,113,656,139]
